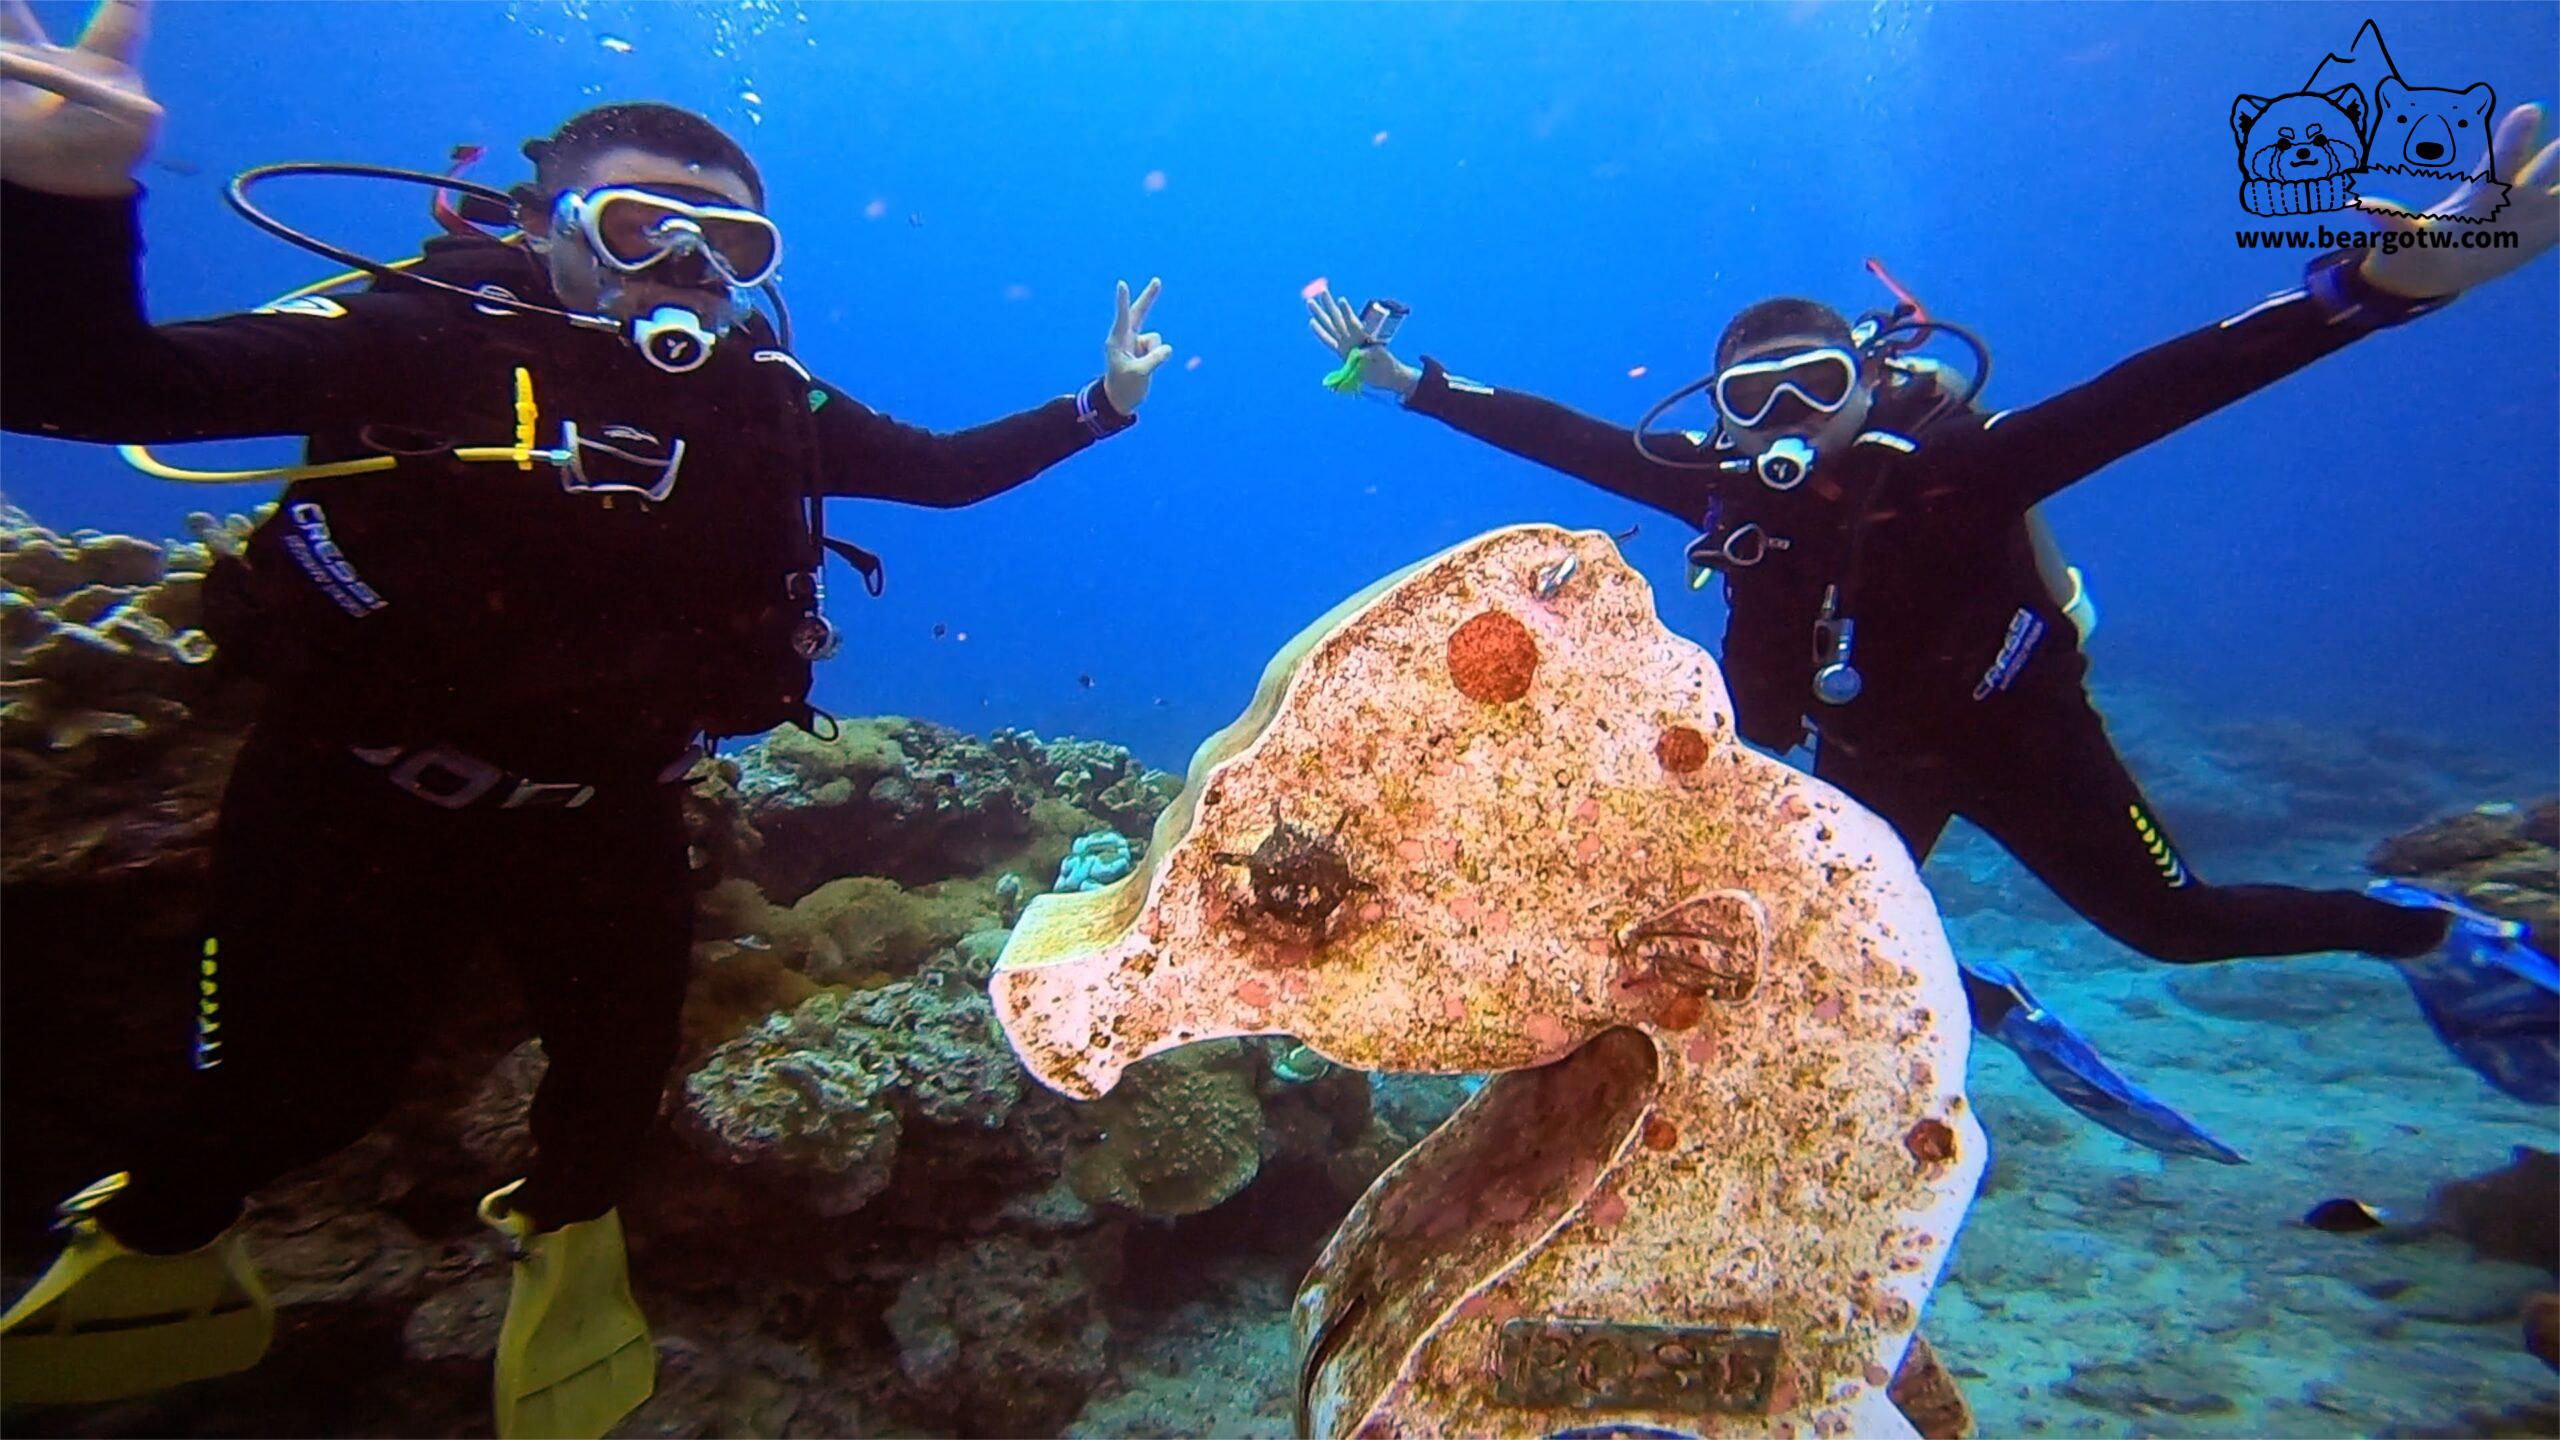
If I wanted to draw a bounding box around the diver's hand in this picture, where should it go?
[2357,101,2558,299]
[0,0,158,198]
[1103,278,1173,415]
[1307,291,1420,396]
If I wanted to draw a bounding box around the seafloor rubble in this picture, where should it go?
[2,507,2554,1438]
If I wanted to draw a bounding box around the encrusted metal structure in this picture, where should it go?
[993,525,1984,1440]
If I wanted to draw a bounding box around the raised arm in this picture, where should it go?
[813,277,1167,505]
[1305,291,1716,528]
[2,182,466,442]
[1951,103,2558,517]
[2,1,451,442]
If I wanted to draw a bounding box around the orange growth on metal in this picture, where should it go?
[991,525,1984,1439]
[1445,609,1539,704]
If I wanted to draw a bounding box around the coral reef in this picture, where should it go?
[886,1234,1116,1438]
[2369,799,2560,936]
[1055,829,1136,892]
[716,718,1177,901]
[1064,1040,1266,1217]
[681,993,908,1216]
[0,505,264,889]
[680,966,1024,1216]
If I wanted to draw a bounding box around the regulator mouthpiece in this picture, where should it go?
[1718,434,1817,491]
[633,305,717,374]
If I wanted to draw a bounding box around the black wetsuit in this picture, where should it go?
[1,182,1134,1249]
[1401,256,2449,977]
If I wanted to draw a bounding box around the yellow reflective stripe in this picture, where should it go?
[511,367,540,469]
[2128,804,2190,885]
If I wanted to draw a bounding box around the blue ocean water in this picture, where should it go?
[6,0,2554,777]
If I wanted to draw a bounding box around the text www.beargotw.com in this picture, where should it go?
[2234,224,2523,254]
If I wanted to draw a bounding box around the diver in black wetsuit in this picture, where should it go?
[0,2,1174,1428]
[1308,103,2560,1138]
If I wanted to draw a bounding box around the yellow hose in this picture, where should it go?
[118,369,551,486]
[116,446,398,484]
[119,242,543,488]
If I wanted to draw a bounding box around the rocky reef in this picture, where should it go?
[2367,798,2559,937]
[2092,681,2534,862]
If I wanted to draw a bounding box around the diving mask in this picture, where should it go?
[1711,346,1860,431]
[555,186,783,289]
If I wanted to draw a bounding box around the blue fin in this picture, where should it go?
[2368,881,2559,1105]
[1964,958,2248,1165]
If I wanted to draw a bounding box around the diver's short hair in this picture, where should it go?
[1717,298,1854,368]
[524,102,766,207]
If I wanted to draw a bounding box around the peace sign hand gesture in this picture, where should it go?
[1102,277,1174,415]
[1,0,159,198]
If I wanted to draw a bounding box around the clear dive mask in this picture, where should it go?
[1710,346,1860,431]
[555,187,783,289]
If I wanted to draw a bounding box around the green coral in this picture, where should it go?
[1064,1039,1265,1217]
[679,969,1026,1215]
[780,875,1006,982]
[681,992,907,1216]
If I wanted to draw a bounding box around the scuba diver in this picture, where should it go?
[0,2,1174,1434]
[1308,104,2560,1152]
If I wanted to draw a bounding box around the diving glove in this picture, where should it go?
[2369,880,2560,1105]
[1963,958,2247,1165]
[0,1172,275,1406]
[481,1179,656,1440]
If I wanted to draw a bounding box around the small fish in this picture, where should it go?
[1153,697,1168,707]
[2302,1198,2386,1233]
[1078,673,1095,689]
[151,155,201,178]
[734,934,771,951]
[932,622,948,638]
[1614,524,1640,542]
[908,212,925,228]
